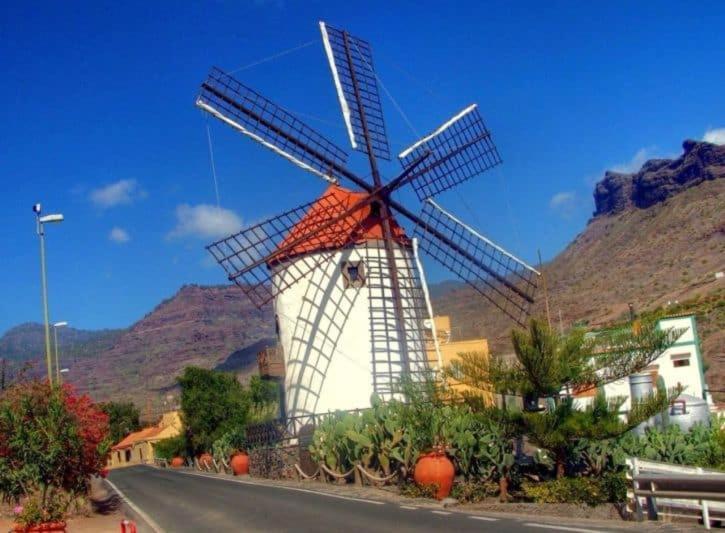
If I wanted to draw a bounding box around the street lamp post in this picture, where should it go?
[53,321,68,384]
[33,203,64,386]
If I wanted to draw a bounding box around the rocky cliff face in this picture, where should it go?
[593,140,725,217]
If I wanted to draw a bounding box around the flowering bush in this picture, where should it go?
[0,381,110,525]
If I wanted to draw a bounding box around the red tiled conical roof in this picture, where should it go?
[273,184,408,262]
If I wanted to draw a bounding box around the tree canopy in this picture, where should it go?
[99,401,141,444]
[178,367,251,454]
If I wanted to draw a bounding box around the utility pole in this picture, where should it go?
[537,249,552,329]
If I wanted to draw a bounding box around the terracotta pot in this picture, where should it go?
[230,452,249,476]
[198,453,213,468]
[413,451,455,500]
[13,521,66,532]
[170,456,184,468]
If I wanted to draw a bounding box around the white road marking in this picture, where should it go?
[173,468,385,505]
[431,510,452,515]
[105,478,165,533]
[399,505,418,510]
[524,523,608,533]
[469,515,498,521]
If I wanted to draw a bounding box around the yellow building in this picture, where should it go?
[425,316,493,405]
[108,410,182,469]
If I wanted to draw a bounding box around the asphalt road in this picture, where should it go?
[108,466,635,533]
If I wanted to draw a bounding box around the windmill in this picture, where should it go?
[198,21,540,423]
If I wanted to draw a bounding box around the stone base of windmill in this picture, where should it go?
[248,445,300,480]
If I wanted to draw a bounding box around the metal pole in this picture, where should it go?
[53,326,61,384]
[37,217,53,386]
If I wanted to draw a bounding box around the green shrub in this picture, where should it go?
[451,481,499,503]
[153,434,186,460]
[600,472,628,503]
[212,428,247,461]
[14,490,65,527]
[399,479,438,499]
[523,476,611,506]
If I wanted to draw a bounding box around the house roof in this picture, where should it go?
[111,426,165,450]
[270,184,408,263]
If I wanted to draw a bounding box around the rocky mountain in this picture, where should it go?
[0,323,124,363]
[434,140,725,399]
[55,285,272,410]
[2,140,722,406]
[594,140,724,216]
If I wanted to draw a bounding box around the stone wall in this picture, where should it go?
[249,445,299,479]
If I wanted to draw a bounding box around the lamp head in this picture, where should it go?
[39,214,64,224]
[53,321,68,328]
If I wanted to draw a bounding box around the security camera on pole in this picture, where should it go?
[33,203,64,385]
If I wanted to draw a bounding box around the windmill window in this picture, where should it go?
[341,261,365,288]
[671,354,690,368]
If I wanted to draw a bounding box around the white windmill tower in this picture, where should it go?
[199,22,540,423]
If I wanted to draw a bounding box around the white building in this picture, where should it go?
[575,314,711,411]
[271,184,430,421]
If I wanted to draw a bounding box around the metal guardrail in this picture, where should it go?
[628,457,725,530]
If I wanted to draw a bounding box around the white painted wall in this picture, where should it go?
[272,240,429,421]
[575,315,709,412]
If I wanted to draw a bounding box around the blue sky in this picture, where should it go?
[1,1,723,334]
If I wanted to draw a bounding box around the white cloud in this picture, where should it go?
[703,128,725,145]
[550,191,576,208]
[109,227,130,243]
[90,179,145,208]
[549,191,578,218]
[168,204,242,240]
[611,148,651,174]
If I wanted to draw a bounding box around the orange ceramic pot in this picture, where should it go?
[230,453,249,476]
[199,453,213,468]
[13,521,66,532]
[413,452,455,500]
[170,456,184,468]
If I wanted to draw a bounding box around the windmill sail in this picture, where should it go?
[398,105,502,200]
[197,67,348,184]
[414,200,539,326]
[319,22,391,161]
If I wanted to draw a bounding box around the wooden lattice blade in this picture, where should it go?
[319,21,391,161]
[197,67,348,184]
[413,200,539,326]
[398,105,502,200]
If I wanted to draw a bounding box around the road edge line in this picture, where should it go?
[105,478,165,533]
[523,523,607,533]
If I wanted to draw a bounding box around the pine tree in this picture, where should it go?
[447,318,683,478]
